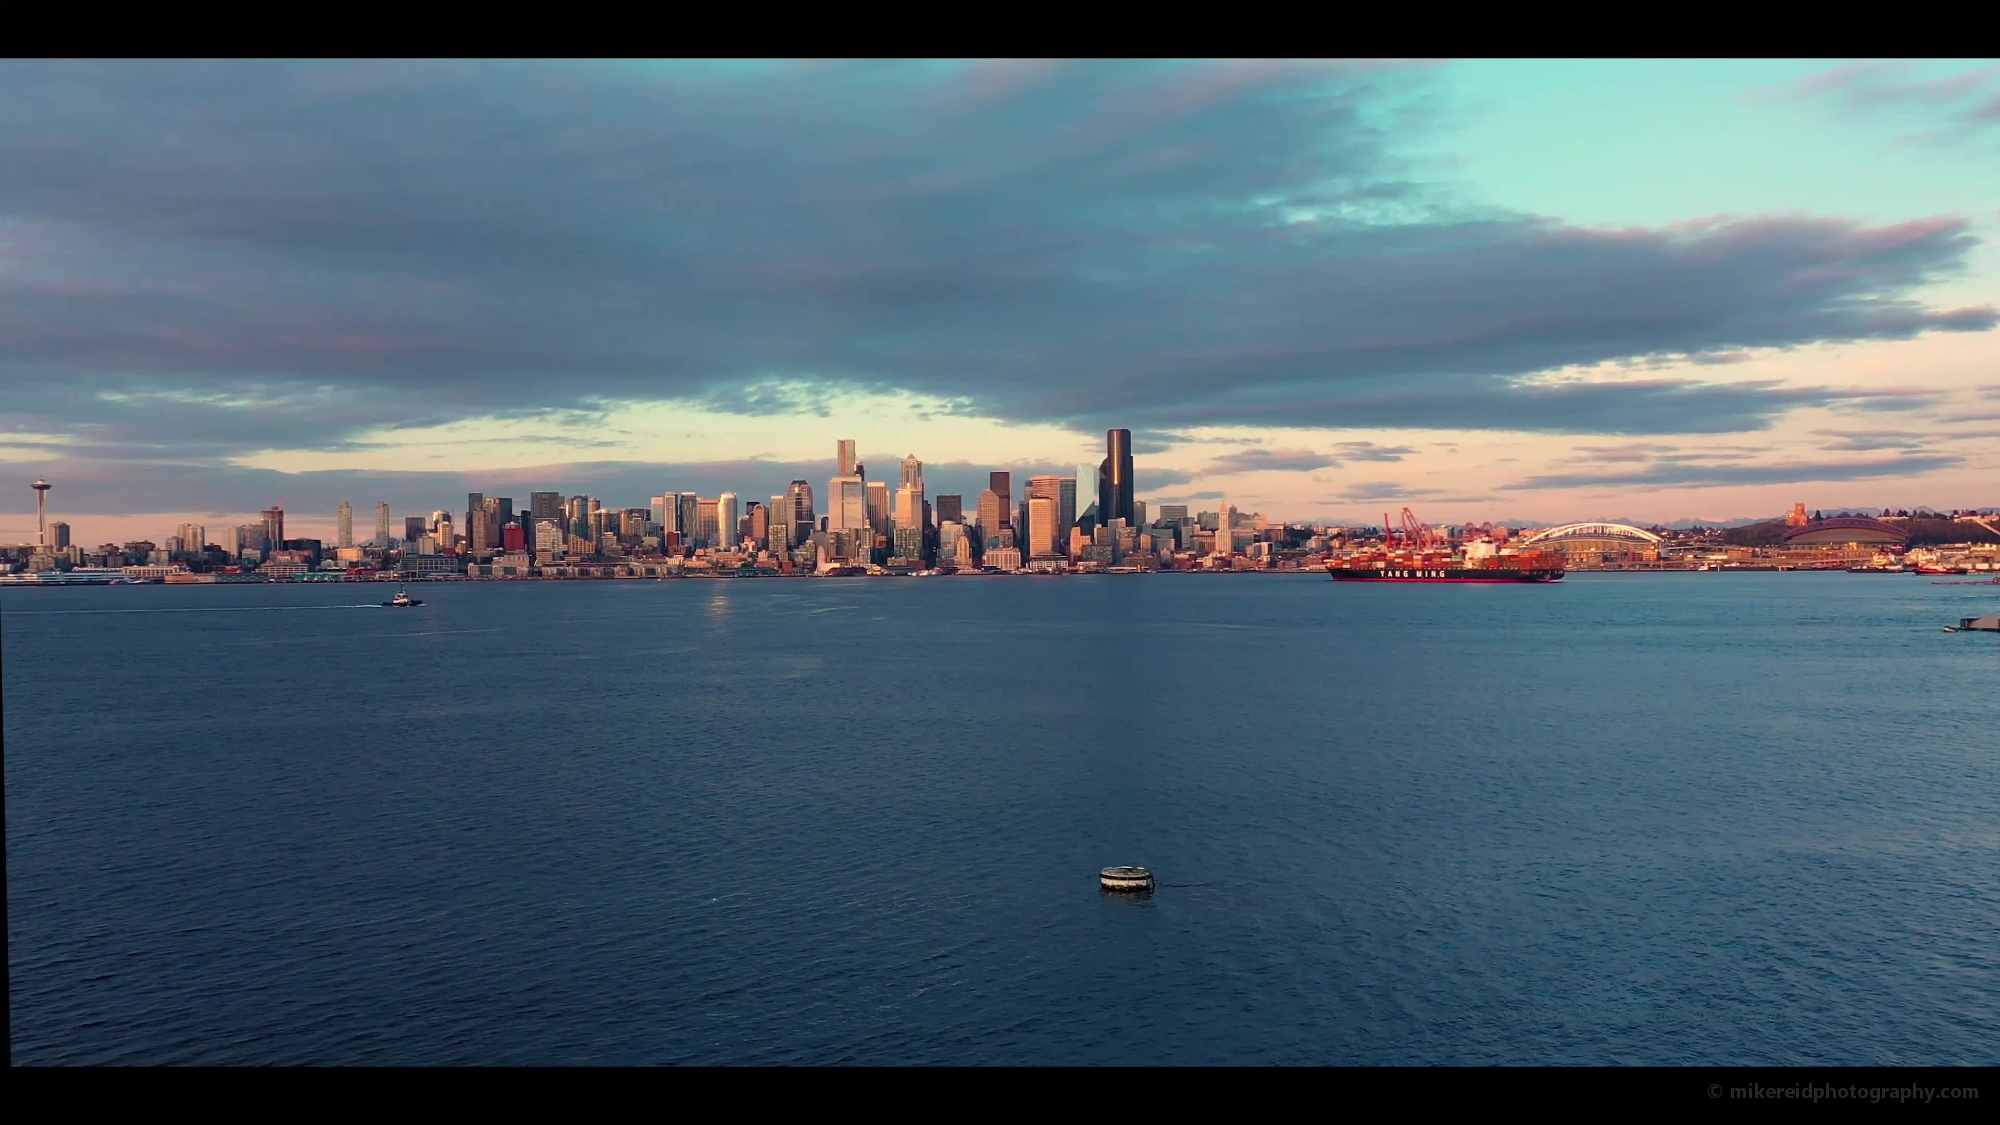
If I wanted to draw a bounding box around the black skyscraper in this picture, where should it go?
[1098,429,1134,526]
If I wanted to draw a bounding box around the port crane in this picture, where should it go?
[1382,507,1441,554]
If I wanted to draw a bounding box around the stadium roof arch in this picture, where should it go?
[1517,522,1664,547]
[1781,517,1907,544]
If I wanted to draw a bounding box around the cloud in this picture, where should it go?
[1136,468,1195,490]
[1501,453,1966,491]
[1330,441,1414,461]
[1824,388,1952,414]
[1327,481,1451,503]
[1761,62,1995,109]
[1755,61,2000,142]
[1131,378,1972,436]
[1198,440,1416,476]
[1205,446,1341,474]
[1,58,1995,470]
[1809,429,1927,452]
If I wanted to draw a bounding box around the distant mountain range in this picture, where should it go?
[1309,506,1993,530]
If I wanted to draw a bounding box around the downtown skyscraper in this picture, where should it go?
[989,471,1012,541]
[1027,475,1071,558]
[784,480,814,547]
[678,492,700,545]
[895,455,925,533]
[829,439,865,535]
[718,492,739,550]
[1098,429,1134,528]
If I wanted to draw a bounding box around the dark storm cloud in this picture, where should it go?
[1502,453,1965,491]
[2,58,1995,455]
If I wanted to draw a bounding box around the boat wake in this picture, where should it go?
[6,603,388,615]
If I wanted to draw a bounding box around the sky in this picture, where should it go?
[3,58,1998,545]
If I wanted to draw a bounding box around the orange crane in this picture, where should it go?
[1384,507,1441,554]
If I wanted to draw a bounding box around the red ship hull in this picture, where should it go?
[1327,565,1564,583]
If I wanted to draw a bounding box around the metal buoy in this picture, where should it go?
[1100,865,1154,892]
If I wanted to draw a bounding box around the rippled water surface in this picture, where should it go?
[6,573,1998,1064]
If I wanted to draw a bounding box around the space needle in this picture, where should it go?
[33,477,51,547]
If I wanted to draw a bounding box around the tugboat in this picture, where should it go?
[382,588,424,607]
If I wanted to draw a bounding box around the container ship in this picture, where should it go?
[1327,509,1565,584]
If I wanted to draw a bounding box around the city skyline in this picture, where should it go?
[4,60,2000,545]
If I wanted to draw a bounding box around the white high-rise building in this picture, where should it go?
[374,502,390,546]
[535,519,563,555]
[336,501,354,548]
[177,523,207,553]
[837,439,858,478]
[900,454,924,494]
[718,492,740,550]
